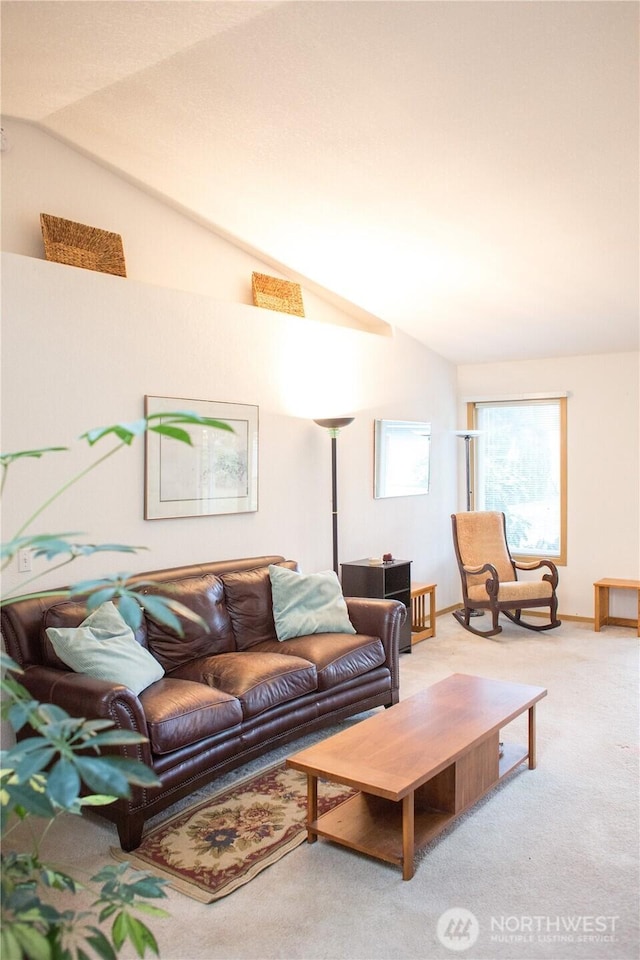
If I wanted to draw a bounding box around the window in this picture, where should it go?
[468,396,567,564]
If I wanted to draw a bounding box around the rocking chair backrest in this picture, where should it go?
[453,512,516,590]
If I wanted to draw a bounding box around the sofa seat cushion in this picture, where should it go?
[169,651,317,719]
[467,579,554,602]
[251,633,386,691]
[139,678,243,754]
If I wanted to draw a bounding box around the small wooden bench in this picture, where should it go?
[410,583,436,643]
[593,579,640,636]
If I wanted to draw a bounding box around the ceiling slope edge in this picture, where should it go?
[24,118,393,340]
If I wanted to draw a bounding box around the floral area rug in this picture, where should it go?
[111,762,356,903]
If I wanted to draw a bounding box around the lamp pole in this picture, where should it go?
[455,430,482,511]
[314,417,354,574]
[455,429,484,617]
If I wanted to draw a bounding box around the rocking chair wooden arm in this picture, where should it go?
[461,562,498,577]
[462,562,500,600]
[514,558,559,588]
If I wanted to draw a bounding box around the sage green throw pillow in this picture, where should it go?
[268,565,356,642]
[46,601,164,695]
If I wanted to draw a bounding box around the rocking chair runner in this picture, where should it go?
[451,511,561,638]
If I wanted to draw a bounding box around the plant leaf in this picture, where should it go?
[85,928,118,960]
[123,914,160,958]
[8,700,39,732]
[148,424,193,444]
[2,780,56,818]
[111,911,128,951]
[116,594,143,631]
[13,745,56,782]
[82,587,118,610]
[31,539,142,561]
[81,420,148,446]
[37,703,76,725]
[96,756,160,788]
[47,757,81,809]
[137,594,208,633]
[1,532,80,560]
[0,650,22,673]
[77,793,119,807]
[73,757,132,798]
[70,574,124,596]
[123,877,168,899]
[135,595,182,633]
[81,731,149,748]
[0,446,68,467]
[80,411,232,448]
[131,903,170,918]
[8,923,52,960]
[146,410,233,434]
[41,866,78,892]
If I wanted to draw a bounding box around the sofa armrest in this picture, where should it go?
[345,597,404,696]
[17,665,152,765]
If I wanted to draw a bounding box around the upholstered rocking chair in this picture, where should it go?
[451,511,561,638]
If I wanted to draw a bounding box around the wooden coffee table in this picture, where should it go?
[287,673,547,879]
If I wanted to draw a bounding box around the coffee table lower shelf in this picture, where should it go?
[307,740,529,879]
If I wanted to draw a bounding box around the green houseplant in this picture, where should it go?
[1,412,231,960]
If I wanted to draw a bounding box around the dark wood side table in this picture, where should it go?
[341,558,412,654]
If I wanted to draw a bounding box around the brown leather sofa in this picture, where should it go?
[1,555,404,850]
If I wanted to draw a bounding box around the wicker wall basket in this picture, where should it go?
[251,272,304,317]
[40,213,127,277]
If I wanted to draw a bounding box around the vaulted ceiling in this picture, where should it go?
[2,1,638,364]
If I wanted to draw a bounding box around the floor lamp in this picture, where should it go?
[313,417,354,575]
[455,429,482,511]
[455,429,483,616]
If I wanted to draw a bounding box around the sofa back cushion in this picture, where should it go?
[45,601,164,695]
[268,565,356,641]
[222,561,298,651]
[141,574,235,671]
[41,598,148,670]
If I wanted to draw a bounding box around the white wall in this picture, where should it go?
[1,119,461,608]
[3,118,637,623]
[0,118,380,334]
[457,355,640,619]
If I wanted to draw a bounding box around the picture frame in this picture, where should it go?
[374,419,431,499]
[144,395,258,519]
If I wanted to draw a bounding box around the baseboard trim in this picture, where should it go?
[438,603,463,616]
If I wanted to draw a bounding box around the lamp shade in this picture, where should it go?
[314,417,354,431]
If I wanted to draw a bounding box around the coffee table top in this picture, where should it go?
[288,673,547,801]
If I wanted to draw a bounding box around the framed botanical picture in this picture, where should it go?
[144,396,258,519]
[374,419,431,498]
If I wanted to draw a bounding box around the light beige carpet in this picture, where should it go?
[16,616,640,959]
